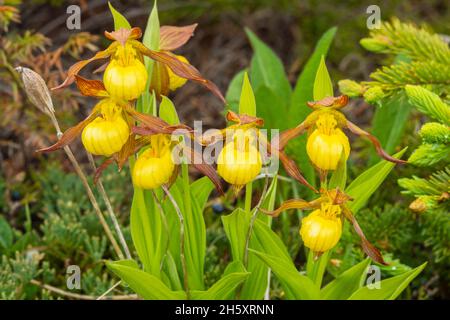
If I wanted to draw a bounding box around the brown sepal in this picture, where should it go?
[345,120,407,165]
[307,95,349,109]
[104,27,142,45]
[226,110,264,127]
[159,24,198,51]
[74,75,109,97]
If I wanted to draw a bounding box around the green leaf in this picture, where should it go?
[159,95,180,125]
[313,56,333,100]
[290,27,337,124]
[192,272,249,300]
[225,69,246,113]
[250,250,320,300]
[369,95,413,164]
[255,86,289,130]
[329,152,347,190]
[222,209,249,262]
[162,252,183,291]
[163,179,206,290]
[106,260,184,300]
[190,177,214,211]
[238,72,256,116]
[345,148,407,214]
[0,216,13,250]
[288,27,337,193]
[108,2,131,30]
[245,28,292,100]
[348,262,427,300]
[321,259,371,300]
[130,188,166,277]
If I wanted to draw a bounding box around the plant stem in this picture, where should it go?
[87,153,131,260]
[47,117,124,259]
[244,182,253,213]
[162,185,190,299]
[243,177,269,267]
[306,249,330,288]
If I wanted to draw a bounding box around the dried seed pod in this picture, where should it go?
[16,66,55,116]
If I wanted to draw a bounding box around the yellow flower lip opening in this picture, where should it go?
[81,99,129,156]
[300,203,342,253]
[306,113,350,171]
[103,44,148,101]
[132,135,175,190]
[217,129,262,187]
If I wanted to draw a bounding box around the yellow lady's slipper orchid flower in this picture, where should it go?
[132,135,175,190]
[300,203,342,253]
[52,26,225,103]
[81,99,129,156]
[217,130,262,186]
[262,188,388,264]
[306,113,350,170]
[277,95,406,176]
[103,43,148,100]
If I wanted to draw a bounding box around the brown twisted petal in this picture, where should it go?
[307,95,349,109]
[52,42,118,90]
[104,27,142,45]
[342,207,388,265]
[133,40,225,103]
[345,120,407,164]
[277,121,309,151]
[74,75,109,98]
[159,24,198,51]
[277,149,318,193]
[124,104,172,133]
[182,145,224,195]
[36,105,102,153]
[261,198,323,217]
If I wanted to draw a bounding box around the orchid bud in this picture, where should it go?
[338,79,364,97]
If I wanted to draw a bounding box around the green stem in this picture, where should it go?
[182,162,192,215]
[244,182,253,213]
[306,249,331,288]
